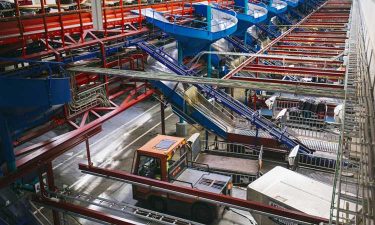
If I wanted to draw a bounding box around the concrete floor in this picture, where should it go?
[29,99,255,225]
[26,97,336,225]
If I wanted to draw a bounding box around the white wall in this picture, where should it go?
[358,0,375,93]
[359,0,375,49]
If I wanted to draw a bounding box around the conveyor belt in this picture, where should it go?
[137,41,312,154]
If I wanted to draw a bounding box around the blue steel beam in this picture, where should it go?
[0,116,16,173]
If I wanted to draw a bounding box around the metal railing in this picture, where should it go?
[285,110,340,142]
[68,83,110,117]
[298,153,336,171]
[200,140,260,158]
[149,7,237,33]
[330,1,375,223]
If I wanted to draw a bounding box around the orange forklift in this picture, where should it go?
[132,135,233,224]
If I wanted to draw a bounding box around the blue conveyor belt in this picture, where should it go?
[137,41,313,154]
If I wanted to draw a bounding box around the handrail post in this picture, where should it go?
[77,0,84,42]
[120,0,124,32]
[102,0,108,36]
[138,0,142,29]
[56,0,66,47]
[40,0,49,50]
[14,0,26,57]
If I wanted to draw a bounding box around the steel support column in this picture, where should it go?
[0,115,16,173]
[160,95,166,135]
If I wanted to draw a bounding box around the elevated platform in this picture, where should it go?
[218,1,268,36]
[134,5,237,56]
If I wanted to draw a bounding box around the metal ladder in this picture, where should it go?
[51,190,203,225]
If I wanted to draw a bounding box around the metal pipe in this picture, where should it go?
[120,0,124,32]
[40,0,50,50]
[76,0,84,42]
[68,66,345,98]
[160,95,166,135]
[56,0,66,47]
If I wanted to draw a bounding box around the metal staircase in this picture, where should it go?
[137,41,313,154]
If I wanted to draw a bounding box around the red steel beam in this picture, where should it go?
[15,132,70,157]
[79,164,330,224]
[242,65,344,78]
[33,197,136,225]
[244,64,345,76]
[230,76,344,89]
[266,50,341,57]
[257,56,343,66]
[279,39,346,44]
[308,15,349,18]
[285,35,347,40]
[273,45,344,51]
[292,31,347,35]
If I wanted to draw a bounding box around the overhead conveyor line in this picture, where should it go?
[79,164,330,225]
[134,42,314,154]
[68,66,345,98]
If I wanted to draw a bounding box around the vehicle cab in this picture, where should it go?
[132,135,232,223]
[132,135,187,182]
